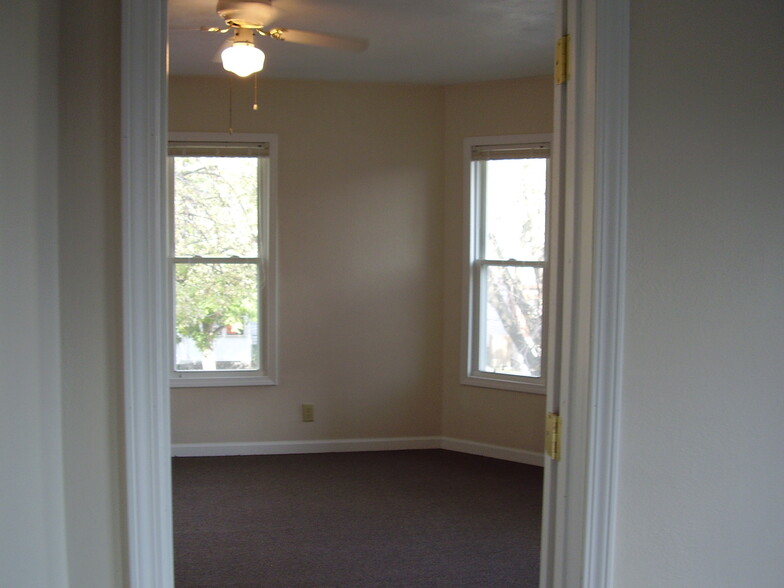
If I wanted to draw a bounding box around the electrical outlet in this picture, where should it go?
[301,403,314,422]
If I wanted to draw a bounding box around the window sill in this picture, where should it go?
[461,373,545,395]
[170,373,277,388]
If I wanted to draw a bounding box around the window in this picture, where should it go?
[168,133,277,387]
[462,135,552,393]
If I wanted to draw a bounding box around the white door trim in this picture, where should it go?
[582,1,629,585]
[121,0,173,586]
[539,0,629,586]
[119,1,629,586]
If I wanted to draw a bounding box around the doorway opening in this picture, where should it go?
[121,1,629,586]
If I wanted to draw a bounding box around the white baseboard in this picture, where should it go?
[172,436,544,466]
[440,437,545,467]
[171,436,441,457]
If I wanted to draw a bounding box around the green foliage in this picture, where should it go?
[175,263,258,353]
[172,155,260,355]
[173,156,259,258]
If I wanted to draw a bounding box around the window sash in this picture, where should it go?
[471,260,545,380]
[471,157,549,264]
[169,152,267,259]
[171,260,262,373]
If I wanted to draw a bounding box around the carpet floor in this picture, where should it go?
[173,449,543,587]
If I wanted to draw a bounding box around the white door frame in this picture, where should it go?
[121,0,171,585]
[539,0,629,586]
[120,1,629,586]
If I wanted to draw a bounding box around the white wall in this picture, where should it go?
[615,1,784,585]
[0,0,68,586]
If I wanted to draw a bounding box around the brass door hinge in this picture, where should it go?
[555,35,571,85]
[546,412,562,461]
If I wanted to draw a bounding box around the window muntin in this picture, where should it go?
[168,135,277,387]
[464,136,551,393]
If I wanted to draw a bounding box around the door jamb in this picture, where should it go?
[540,0,628,586]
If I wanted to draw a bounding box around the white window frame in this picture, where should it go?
[168,132,278,388]
[461,134,553,394]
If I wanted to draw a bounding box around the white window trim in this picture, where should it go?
[168,132,279,388]
[461,133,553,395]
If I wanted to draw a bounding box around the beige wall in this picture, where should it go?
[1,0,69,585]
[170,78,445,443]
[169,76,552,452]
[441,77,553,451]
[58,0,126,585]
[1,0,126,586]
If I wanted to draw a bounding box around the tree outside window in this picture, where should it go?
[172,155,260,372]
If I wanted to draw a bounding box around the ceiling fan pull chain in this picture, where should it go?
[253,71,260,111]
[228,75,234,134]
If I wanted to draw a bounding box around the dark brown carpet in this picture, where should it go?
[173,449,543,587]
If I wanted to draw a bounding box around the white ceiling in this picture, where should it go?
[168,0,555,84]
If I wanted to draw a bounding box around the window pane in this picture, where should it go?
[482,158,547,262]
[173,156,259,257]
[481,265,543,378]
[174,263,259,371]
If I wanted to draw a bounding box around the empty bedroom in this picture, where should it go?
[166,0,555,585]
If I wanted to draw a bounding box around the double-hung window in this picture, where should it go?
[462,135,552,393]
[168,133,278,387]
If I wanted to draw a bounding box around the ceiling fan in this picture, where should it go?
[196,0,369,77]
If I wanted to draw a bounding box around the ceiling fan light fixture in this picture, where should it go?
[222,28,265,77]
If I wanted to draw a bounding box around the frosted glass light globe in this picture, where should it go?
[221,43,265,77]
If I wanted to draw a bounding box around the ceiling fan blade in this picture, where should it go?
[168,26,229,33]
[267,28,368,52]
